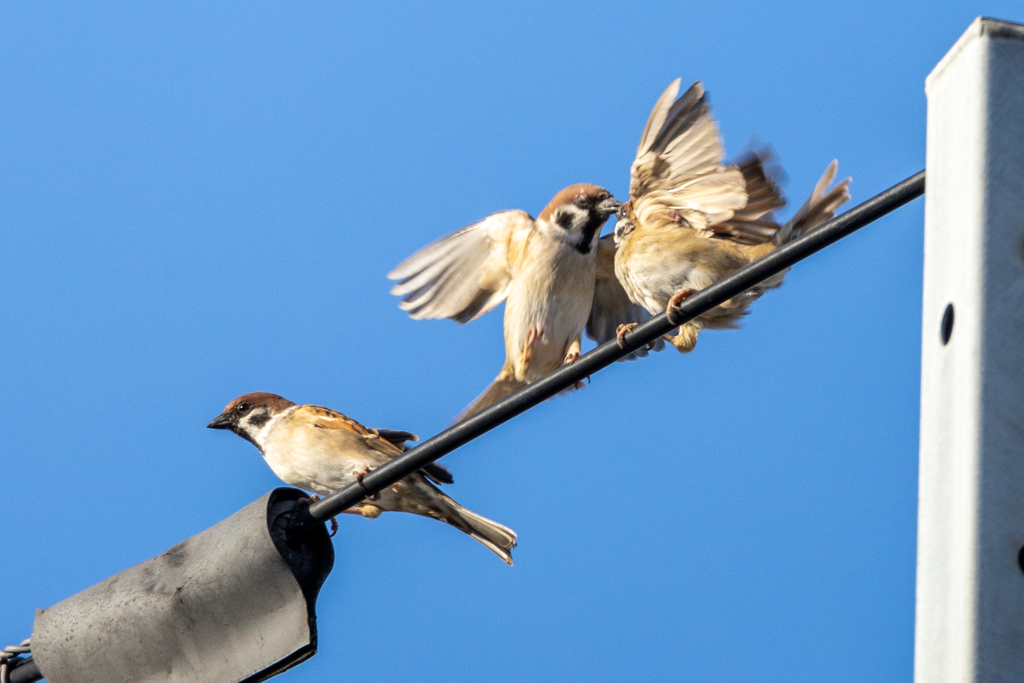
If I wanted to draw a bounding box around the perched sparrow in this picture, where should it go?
[207,392,518,565]
[612,79,852,353]
[389,185,651,420]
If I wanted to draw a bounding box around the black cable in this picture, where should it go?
[9,657,41,683]
[293,169,926,534]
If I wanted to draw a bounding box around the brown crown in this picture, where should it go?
[537,183,611,222]
[224,391,297,414]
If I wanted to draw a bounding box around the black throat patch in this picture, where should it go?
[574,212,608,254]
[233,425,260,448]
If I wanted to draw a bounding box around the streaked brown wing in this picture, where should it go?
[296,405,406,458]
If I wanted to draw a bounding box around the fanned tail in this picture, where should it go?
[751,161,851,294]
[453,370,526,424]
[774,160,852,245]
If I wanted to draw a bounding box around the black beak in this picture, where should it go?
[206,413,233,430]
[597,196,623,216]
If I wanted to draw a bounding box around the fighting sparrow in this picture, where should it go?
[207,392,518,565]
[389,185,651,421]
[612,79,852,353]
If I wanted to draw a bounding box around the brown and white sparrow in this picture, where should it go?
[389,185,652,420]
[612,79,852,353]
[207,392,518,565]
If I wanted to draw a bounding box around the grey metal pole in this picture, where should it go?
[916,17,1024,683]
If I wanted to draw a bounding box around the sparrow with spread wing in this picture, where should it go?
[389,185,652,421]
[612,79,852,353]
[207,392,518,565]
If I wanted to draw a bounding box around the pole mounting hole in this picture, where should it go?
[1018,546,1024,575]
[940,303,954,345]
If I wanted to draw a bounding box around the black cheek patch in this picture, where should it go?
[247,411,272,428]
[556,211,575,230]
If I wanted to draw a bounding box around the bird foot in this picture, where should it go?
[666,288,697,323]
[668,325,700,354]
[328,518,338,536]
[616,322,638,348]
[354,467,381,500]
[563,350,580,365]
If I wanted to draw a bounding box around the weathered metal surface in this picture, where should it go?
[32,488,333,683]
[917,16,1024,683]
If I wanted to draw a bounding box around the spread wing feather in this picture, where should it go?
[711,151,787,245]
[630,81,728,201]
[629,81,787,248]
[586,235,665,359]
[388,210,534,324]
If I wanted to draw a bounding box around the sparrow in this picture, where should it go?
[207,392,518,565]
[611,79,852,353]
[389,184,653,421]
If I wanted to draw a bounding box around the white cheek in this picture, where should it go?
[538,206,587,243]
[559,205,587,230]
[249,410,288,449]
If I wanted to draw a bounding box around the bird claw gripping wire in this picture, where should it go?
[0,639,31,683]
[665,287,697,327]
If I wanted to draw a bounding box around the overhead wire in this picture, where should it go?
[293,170,927,535]
[4,170,926,683]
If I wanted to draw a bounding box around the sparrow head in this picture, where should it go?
[613,200,636,245]
[537,183,622,254]
[207,391,296,448]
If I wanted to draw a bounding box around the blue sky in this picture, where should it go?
[1,2,1018,681]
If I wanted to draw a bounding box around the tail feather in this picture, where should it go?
[438,495,518,566]
[453,372,527,424]
[774,160,852,245]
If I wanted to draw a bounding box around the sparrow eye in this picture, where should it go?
[235,402,251,414]
[575,194,588,207]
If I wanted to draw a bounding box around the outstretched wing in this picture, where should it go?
[388,210,534,324]
[711,150,787,245]
[630,80,732,201]
[629,81,782,246]
[585,235,665,359]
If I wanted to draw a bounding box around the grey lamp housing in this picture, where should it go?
[30,488,333,683]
